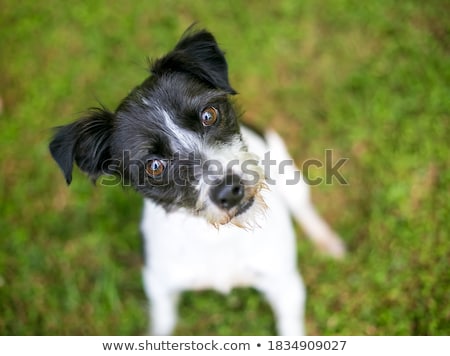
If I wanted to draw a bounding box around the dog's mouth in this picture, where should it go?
[195,185,267,229]
[227,191,267,229]
[235,197,254,216]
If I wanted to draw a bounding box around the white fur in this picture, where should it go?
[141,127,345,335]
[160,109,201,153]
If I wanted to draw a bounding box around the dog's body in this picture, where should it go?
[142,126,344,335]
[50,28,344,335]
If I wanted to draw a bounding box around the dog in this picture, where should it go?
[49,28,345,335]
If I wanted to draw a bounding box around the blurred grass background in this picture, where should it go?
[1,0,449,335]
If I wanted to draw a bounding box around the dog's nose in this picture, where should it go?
[210,174,245,210]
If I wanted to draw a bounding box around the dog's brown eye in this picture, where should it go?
[146,159,166,177]
[200,107,218,126]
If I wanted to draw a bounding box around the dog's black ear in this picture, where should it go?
[49,108,115,184]
[152,28,237,94]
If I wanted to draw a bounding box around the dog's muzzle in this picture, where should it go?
[196,150,267,228]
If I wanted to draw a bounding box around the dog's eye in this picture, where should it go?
[200,107,218,126]
[146,159,166,177]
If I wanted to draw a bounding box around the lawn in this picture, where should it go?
[1,0,449,335]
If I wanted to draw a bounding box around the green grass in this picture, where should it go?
[1,0,449,335]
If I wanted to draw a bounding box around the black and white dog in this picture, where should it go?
[50,28,345,335]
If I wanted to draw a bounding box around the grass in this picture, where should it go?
[1,0,449,335]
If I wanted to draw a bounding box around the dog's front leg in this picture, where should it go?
[257,271,306,336]
[142,268,180,335]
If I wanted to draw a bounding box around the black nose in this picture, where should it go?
[210,174,245,210]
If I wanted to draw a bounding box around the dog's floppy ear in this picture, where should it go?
[152,28,237,94]
[49,108,115,184]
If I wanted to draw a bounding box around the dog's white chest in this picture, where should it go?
[141,186,297,294]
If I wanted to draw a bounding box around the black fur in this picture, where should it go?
[49,108,115,184]
[151,29,236,95]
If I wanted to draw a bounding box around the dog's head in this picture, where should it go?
[50,28,266,228]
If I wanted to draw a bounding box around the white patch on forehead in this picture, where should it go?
[159,109,201,153]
